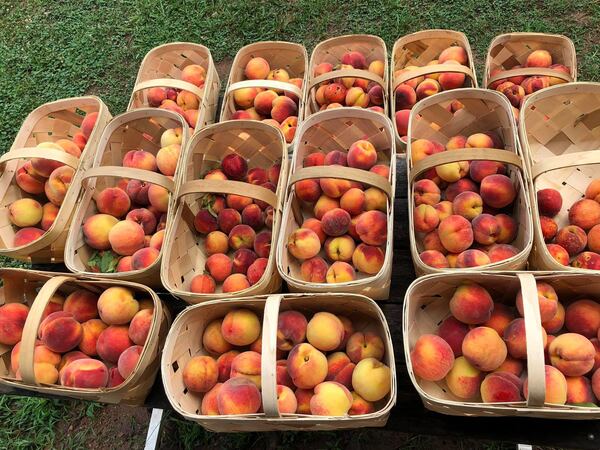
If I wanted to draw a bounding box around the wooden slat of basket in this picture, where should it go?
[64,108,190,287]
[406,88,533,276]
[0,97,111,263]
[161,293,396,431]
[161,120,287,303]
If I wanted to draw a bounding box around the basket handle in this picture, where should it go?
[517,273,546,407]
[0,147,80,169]
[131,78,204,101]
[288,165,393,199]
[226,79,303,99]
[261,294,283,418]
[530,151,600,179]
[19,275,75,386]
[392,64,476,92]
[486,67,573,88]
[409,148,523,183]
[177,179,278,209]
[308,68,385,91]
[81,166,175,192]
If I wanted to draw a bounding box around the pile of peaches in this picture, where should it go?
[0,286,154,389]
[538,180,600,269]
[9,112,98,248]
[81,127,183,273]
[312,50,385,113]
[189,153,281,294]
[145,63,206,129]
[288,140,390,283]
[489,49,571,113]
[394,45,471,138]
[229,57,302,143]
[411,281,600,406]
[411,133,521,269]
[182,308,391,416]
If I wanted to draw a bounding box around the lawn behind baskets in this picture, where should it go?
[0,0,599,449]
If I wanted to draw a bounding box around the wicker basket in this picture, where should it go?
[161,292,396,431]
[390,30,478,151]
[404,271,600,418]
[305,35,388,118]
[0,268,169,405]
[65,108,190,287]
[483,33,577,90]
[161,120,287,303]
[407,88,533,276]
[220,41,307,144]
[519,82,600,271]
[277,108,396,300]
[0,97,111,263]
[128,42,220,131]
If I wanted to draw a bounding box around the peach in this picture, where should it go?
[42,294,64,320]
[326,261,356,283]
[275,385,297,413]
[493,356,524,377]
[322,235,353,263]
[200,383,222,415]
[465,133,494,149]
[516,281,558,323]
[205,253,233,283]
[480,371,522,403]
[349,391,374,415]
[482,303,515,337]
[345,87,369,108]
[456,249,491,268]
[565,300,600,337]
[31,142,65,177]
[295,179,322,203]
[287,228,321,260]
[201,319,233,355]
[217,377,261,415]
[39,311,83,353]
[107,220,145,256]
[504,318,547,359]
[232,248,258,274]
[244,56,270,79]
[592,339,600,371]
[44,165,74,206]
[488,244,519,262]
[221,153,248,180]
[539,215,558,242]
[472,214,500,245]
[97,286,139,325]
[352,243,385,275]
[59,358,108,388]
[230,351,261,388]
[410,334,455,381]
[469,161,505,183]
[416,78,441,100]
[537,188,562,217]
[355,210,387,246]
[569,199,600,231]
[480,174,516,209]
[326,352,352,380]
[346,331,384,363]
[147,184,169,213]
[320,178,352,199]
[449,283,494,325]
[452,191,483,221]
[63,289,98,323]
[72,132,87,150]
[276,310,307,351]
[572,251,600,270]
[189,274,216,294]
[347,140,377,170]
[566,376,596,404]
[410,139,440,165]
[339,188,365,216]
[437,316,469,356]
[393,110,411,137]
[117,345,143,379]
[367,83,384,106]
[438,215,473,253]
[491,214,516,245]
[96,325,133,363]
[181,63,206,87]
[419,250,449,268]
[305,312,343,352]
[363,187,386,213]
[323,150,347,167]
[222,273,251,293]
[155,143,181,177]
[287,343,328,389]
[221,309,261,346]
[304,152,325,167]
[549,333,595,376]
[160,127,183,147]
[300,257,328,283]
[125,208,157,235]
[439,62,466,90]
[216,208,241,235]
[176,90,199,110]
[216,351,239,383]
[413,204,439,233]
[521,76,550,95]
[122,150,157,172]
[227,194,253,212]
[295,388,314,414]
[588,225,600,253]
[83,214,119,250]
[525,365,567,405]
[271,96,297,123]
[555,225,587,256]
[125,179,150,205]
[182,355,218,393]
[548,64,570,85]
[128,309,152,346]
[233,87,261,109]
[228,224,255,251]
[352,357,391,402]
[341,51,367,69]
[526,49,552,68]
[245,257,267,285]
[13,227,44,247]
[79,111,98,138]
[8,198,42,228]
[11,341,61,374]
[500,83,525,108]
[445,179,478,202]
[542,302,565,334]
[423,230,446,254]
[313,196,339,221]
[16,161,45,194]
[435,161,469,183]
[395,84,417,110]
[321,208,351,237]
[309,381,353,416]
[462,327,507,371]
[439,46,468,65]
[445,356,483,399]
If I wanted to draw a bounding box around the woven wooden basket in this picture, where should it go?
[65,108,190,287]
[483,33,577,90]
[0,97,111,263]
[390,30,478,151]
[404,271,600,418]
[407,88,533,276]
[305,34,388,117]
[0,269,169,405]
[128,42,220,131]
[161,120,287,303]
[161,292,396,431]
[220,41,307,143]
[519,82,600,271]
[277,108,396,300]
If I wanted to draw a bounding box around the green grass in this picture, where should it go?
[1,0,600,448]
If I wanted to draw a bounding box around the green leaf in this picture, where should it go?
[87,250,120,273]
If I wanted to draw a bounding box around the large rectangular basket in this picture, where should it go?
[277,108,396,300]
[128,42,220,132]
[161,120,287,303]
[519,82,600,271]
[65,108,191,287]
[404,271,600,419]
[407,88,533,276]
[161,293,396,431]
[0,268,169,405]
[0,97,111,263]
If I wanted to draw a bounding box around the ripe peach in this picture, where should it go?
[472,214,500,245]
[452,191,483,221]
[125,179,150,205]
[222,273,250,293]
[16,161,45,195]
[521,76,550,95]
[480,174,516,209]
[83,214,119,250]
[126,208,157,235]
[205,253,233,282]
[287,343,328,389]
[438,316,469,356]
[321,208,351,237]
[410,334,455,381]
[537,188,562,217]
[117,345,143,379]
[122,150,157,172]
[45,165,74,206]
[356,210,387,246]
[348,391,374,415]
[228,224,255,251]
[230,351,261,388]
[450,283,494,325]
[410,139,439,164]
[565,299,600,337]
[306,312,344,352]
[416,79,441,100]
[504,318,547,359]
[347,140,377,170]
[245,257,266,286]
[295,179,322,203]
[352,357,391,402]
[38,311,83,354]
[555,225,586,256]
[572,251,600,270]
[244,56,270,79]
[346,331,384,363]
[59,358,108,388]
[413,204,439,233]
[0,303,29,346]
[221,153,248,180]
[439,46,468,65]
[395,84,417,110]
[217,377,261,415]
[299,257,328,283]
[182,355,218,393]
[304,152,325,167]
[549,333,595,376]
[345,87,369,108]
[271,96,298,123]
[526,49,552,68]
[481,371,522,403]
[31,142,65,177]
[108,220,145,256]
[309,381,353,416]
[97,287,139,325]
[438,215,473,253]
[462,327,507,371]
[339,188,365,216]
[276,310,307,352]
[216,208,240,235]
[465,133,494,149]
[445,178,478,202]
[569,199,600,231]
[189,274,216,294]
[419,250,449,268]
[488,244,519,262]
[287,228,321,260]
[127,308,152,346]
[13,227,45,247]
[221,309,261,347]
[446,356,483,399]
[515,281,558,323]
[352,243,385,275]
[469,161,505,183]
[155,144,181,177]
[63,289,98,323]
[481,302,514,337]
